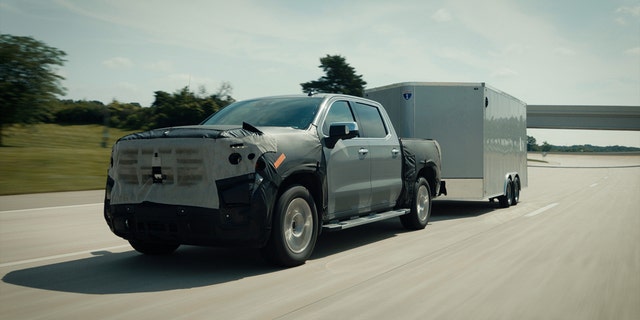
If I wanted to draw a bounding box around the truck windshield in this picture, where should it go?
[202,97,322,129]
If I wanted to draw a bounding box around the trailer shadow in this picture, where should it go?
[430,199,500,222]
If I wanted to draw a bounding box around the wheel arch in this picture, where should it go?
[278,171,323,221]
[418,162,439,197]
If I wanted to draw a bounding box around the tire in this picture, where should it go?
[499,180,513,208]
[129,240,179,255]
[400,177,432,230]
[262,185,318,267]
[511,177,520,206]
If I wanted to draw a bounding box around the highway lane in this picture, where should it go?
[1,154,639,319]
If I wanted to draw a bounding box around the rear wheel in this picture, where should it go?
[511,177,520,205]
[129,240,179,255]
[499,180,513,208]
[401,177,432,230]
[262,185,318,267]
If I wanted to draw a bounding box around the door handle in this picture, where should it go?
[391,148,400,156]
[358,148,369,155]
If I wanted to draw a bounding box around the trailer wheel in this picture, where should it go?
[262,185,318,267]
[129,240,179,255]
[401,177,432,230]
[499,180,513,208]
[511,177,520,205]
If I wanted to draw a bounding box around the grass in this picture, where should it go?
[0,124,138,195]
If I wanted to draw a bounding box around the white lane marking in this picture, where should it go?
[525,203,559,218]
[0,245,130,268]
[0,203,102,214]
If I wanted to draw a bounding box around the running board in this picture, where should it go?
[322,209,409,231]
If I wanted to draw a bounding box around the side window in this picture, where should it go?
[353,102,388,138]
[322,100,355,136]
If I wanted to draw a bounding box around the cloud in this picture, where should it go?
[615,5,640,24]
[116,82,138,92]
[553,47,576,56]
[625,47,640,56]
[491,67,518,78]
[432,8,452,22]
[616,5,640,17]
[144,60,174,72]
[102,57,134,69]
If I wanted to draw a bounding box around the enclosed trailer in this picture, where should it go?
[365,82,527,207]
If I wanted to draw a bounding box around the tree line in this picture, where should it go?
[527,135,639,153]
[47,84,235,131]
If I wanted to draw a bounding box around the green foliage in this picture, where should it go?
[547,144,640,152]
[107,101,147,130]
[54,100,106,125]
[0,34,67,145]
[301,55,367,97]
[527,135,640,152]
[148,84,234,129]
[33,83,234,131]
[527,135,539,151]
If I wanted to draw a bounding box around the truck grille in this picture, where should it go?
[116,147,205,186]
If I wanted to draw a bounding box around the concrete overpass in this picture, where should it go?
[527,105,640,130]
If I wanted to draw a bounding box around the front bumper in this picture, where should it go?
[104,173,277,248]
[105,203,267,247]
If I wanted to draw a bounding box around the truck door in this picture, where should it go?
[322,100,372,218]
[352,102,403,211]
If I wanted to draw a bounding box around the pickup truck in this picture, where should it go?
[104,94,445,267]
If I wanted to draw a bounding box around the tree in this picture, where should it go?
[0,34,67,145]
[149,84,232,129]
[300,55,367,97]
[527,135,539,151]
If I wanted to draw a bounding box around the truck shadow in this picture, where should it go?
[2,246,279,294]
[2,201,497,295]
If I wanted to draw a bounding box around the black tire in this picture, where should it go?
[129,240,179,255]
[400,177,432,230]
[499,180,513,208]
[511,177,520,206]
[262,185,318,267]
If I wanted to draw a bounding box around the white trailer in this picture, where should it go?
[365,82,527,207]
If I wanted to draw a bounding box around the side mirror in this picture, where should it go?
[329,122,359,140]
[326,122,359,148]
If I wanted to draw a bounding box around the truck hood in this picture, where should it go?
[117,123,314,148]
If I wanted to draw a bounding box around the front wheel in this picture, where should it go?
[262,185,318,267]
[129,240,179,255]
[400,177,432,230]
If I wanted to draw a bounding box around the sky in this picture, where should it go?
[1,0,639,147]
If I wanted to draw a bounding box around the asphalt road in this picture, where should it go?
[1,154,639,319]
